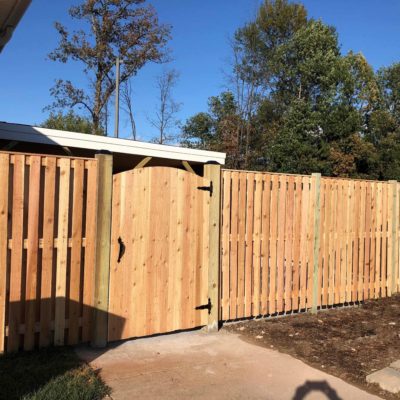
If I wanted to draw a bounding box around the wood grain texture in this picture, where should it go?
[0,154,9,353]
[108,167,210,341]
[2,153,98,353]
[219,170,397,320]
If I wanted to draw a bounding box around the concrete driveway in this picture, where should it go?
[76,330,381,400]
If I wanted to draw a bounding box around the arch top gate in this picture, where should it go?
[108,166,211,342]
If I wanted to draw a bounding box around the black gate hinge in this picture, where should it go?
[195,298,212,315]
[197,181,213,197]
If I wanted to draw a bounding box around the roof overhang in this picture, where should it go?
[0,0,31,53]
[0,122,226,165]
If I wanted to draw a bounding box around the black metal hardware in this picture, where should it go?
[117,237,125,263]
[195,298,212,315]
[197,181,213,197]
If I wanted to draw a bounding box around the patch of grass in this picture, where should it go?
[0,347,110,400]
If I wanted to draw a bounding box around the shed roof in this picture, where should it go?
[0,122,226,165]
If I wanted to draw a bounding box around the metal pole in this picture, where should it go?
[114,56,120,138]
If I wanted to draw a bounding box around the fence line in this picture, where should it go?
[0,153,98,352]
[220,170,400,321]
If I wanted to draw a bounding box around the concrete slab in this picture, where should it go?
[367,367,400,394]
[76,330,381,400]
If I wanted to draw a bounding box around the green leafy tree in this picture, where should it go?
[47,0,171,135]
[182,92,244,168]
[41,111,103,135]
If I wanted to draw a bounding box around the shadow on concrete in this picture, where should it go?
[293,380,342,400]
[5,299,125,352]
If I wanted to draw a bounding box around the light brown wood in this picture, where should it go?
[1,152,99,353]
[219,169,399,321]
[204,164,221,332]
[92,153,113,348]
[39,157,56,347]
[0,154,9,353]
[276,176,287,312]
[54,158,71,346]
[291,176,302,310]
[221,171,231,320]
[8,155,25,352]
[261,175,271,315]
[284,176,294,312]
[24,156,41,351]
[134,156,152,169]
[82,159,99,343]
[68,160,84,345]
[236,173,246,318]
[269,175,279,314]
[253,174,262,316]
[229,172,239,319]
[108,167,210,341]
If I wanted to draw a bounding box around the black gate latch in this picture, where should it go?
[195,298,212,315]
[197,181,213,197]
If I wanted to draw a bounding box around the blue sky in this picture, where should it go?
[1,0,399,141]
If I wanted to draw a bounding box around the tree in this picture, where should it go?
[182,92,243,168]
[121,79,137,140]
[41,111,102,135]
[148,69,181,144]
[47,0,171,135]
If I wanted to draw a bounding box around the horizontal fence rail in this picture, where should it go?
[220,170,400,321]
[0,152,98,352]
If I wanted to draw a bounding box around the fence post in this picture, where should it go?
[311,173,321,314]
[204,163,221,332]
[389,180,398,295]
[92,152,113,347]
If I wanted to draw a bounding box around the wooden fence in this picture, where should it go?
[220,170,400,321]
[0,152,98,353]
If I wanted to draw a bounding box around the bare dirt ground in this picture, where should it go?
[224,294,400,400]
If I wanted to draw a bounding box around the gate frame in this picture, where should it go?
[92,155,222,347]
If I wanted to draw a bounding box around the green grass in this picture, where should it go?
[0,347,110,400]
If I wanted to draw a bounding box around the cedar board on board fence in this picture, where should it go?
[0,152,98,353]
[220,170,400,321]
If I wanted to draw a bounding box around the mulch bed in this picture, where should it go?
[224,294,400,399]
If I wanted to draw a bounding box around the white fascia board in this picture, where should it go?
[0,122,226,165]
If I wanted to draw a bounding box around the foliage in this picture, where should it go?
[41,111,102,135]
[0,347,110,400]
[47,0,171,135]
[181,0,400,180]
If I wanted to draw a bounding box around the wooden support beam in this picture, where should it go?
[134,156,152,169]
[203,163,221,332]
[311,173,321,314]
[92,153,113,347]
[182,160,195,174]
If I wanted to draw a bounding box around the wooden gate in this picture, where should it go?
[108,167,210,341]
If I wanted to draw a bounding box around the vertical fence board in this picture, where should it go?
[261,175,271,315]
[269,175,279,314]
[0,154,9,353]
[221,171,231,320]
[237,174,246,318]
[68,160,84,345]
[252,175,262,316]
[8,155,25,352]
[229,172,239,319]
[54,159,70,346]
[276,176,287,312]
[82,160,98,342]
[24,156,41,351]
